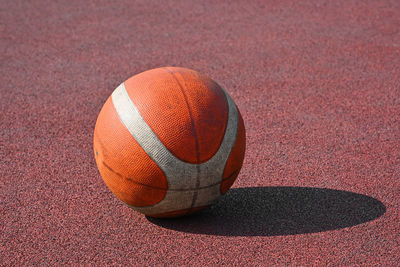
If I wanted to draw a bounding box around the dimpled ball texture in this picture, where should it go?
[93,67,245,218]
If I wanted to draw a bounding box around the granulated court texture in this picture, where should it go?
[1,0,399,265]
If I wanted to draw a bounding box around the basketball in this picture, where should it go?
[93,67,245,218]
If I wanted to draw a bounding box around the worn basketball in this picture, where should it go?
[93,67,245,218]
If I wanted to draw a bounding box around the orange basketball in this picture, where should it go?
[93,67,245,218]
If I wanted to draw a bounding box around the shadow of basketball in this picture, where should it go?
[147,186,386,236]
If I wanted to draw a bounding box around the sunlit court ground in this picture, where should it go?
[1,0,399,265]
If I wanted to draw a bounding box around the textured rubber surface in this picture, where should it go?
[124,67,228,164]
[1,0,399,265]
[94,96,168,207]
[101,69,242,216]
[221,110,246,194]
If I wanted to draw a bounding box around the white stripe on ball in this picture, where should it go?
[111,82,238,215]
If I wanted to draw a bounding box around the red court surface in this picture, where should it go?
[1,0,400,265]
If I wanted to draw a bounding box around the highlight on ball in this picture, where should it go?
[93,67,245,218]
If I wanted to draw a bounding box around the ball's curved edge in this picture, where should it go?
[144,205,210,218]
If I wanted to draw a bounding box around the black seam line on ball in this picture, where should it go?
[222,169,241,181]
[189,165,201,211]
[163,67,201,164]
[163,67,202,212]
[102,160,219,191]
